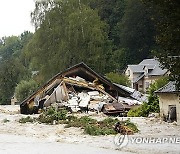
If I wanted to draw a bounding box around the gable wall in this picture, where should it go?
[125,67,142,88]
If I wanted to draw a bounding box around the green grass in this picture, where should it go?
[36,107,139,135]
[3,118,10,123]
[19,116,34,123]
[37,107,67,124]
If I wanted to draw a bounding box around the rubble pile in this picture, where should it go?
[20,63,146,115]
[34,76,117,114]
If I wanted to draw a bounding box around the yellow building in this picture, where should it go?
[156,81,180,125]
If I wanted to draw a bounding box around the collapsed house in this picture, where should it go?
[20,63,145,115]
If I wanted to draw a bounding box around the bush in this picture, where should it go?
[105,72,131,86]
[84,125,116,136]
[15,79,39,102]
[67,115,78,122]
[37,108,138,136]
[84,125,102,135]
[38,107,67,124]
[84,117,118,136]
[99,117,119,127]
[79,116,97,125]
[127,102,150,117]
[128,77,169,117]
[84,117,138,135]
[65,116,97,128]
[147,77,169,113]
[19,116,34,123]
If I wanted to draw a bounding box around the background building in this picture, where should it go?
[125,59,168,93]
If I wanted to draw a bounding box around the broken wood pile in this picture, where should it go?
[20,63,144,115]
[28,76,124,114]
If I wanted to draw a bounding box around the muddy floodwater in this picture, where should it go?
[0,134,129,154]
[0,105,180,154]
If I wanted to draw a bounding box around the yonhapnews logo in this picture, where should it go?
[114,135,180,148]
[114,134,129,148]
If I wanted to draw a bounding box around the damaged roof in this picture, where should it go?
[114,83,147,102]
[21,62,132,107]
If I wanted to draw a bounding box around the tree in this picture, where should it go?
[15,79,38,102]
[128,77,169,117]
[119,0,156,64]
[105,72,130,86]
[109,48,131,71]
[0,32,33,104]
[27,0,111,83]
[0,59,25,104]
[0,36,21,59]
[142,0,180,89]
[147,77,169,112]
[91,0,126,47]
[92,0,156,71]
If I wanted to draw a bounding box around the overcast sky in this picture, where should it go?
[0,0,35,38]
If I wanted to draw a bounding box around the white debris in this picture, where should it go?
[89,101,106,112]
[56,84,67,101]
[71,106,81,112]
[68,97,79,106]
[68,77,78,81]
[68,76,86,82]
[87,91,99,96]
[75,76,86,82]
[118,96,141,106]
[78,92,90,107]
[90,95,104,101]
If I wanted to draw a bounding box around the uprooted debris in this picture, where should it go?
[22,107,138,135]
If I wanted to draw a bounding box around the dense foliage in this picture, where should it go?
[105,72,130,86]
[0,32,33,104]
[15,79,39,102]
[0,0,179,104]
[127,102,150,117]
[147,77,169,112]
[142,0,180,89]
